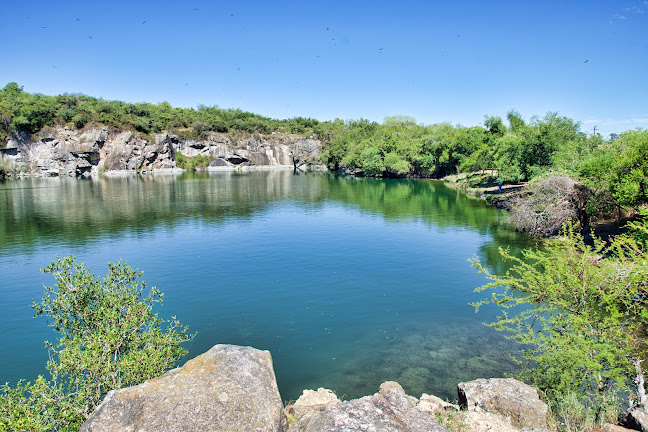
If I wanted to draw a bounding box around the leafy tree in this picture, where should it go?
[470,221,648,419]
[492,134,523,182]
[608,129,648,210]
[506,109,526,133]
[518,113,585,179]
[484,115,507,137]
[383,115,417,127]
[383,151,411,176]
[0,257,193,431]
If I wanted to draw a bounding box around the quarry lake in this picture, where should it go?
[0,169,535,401]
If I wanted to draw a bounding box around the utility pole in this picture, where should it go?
[593,126,597,136]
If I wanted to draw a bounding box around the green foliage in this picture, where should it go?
[507,109,526,133]
[484,115,507,137]
[470,221,648,410]
[626,209,648,246]
[433,411,467,432]
[547,390,620,432]
[2,81,643,215]
[0,82,343,140]
[383,151,411,176]
[175,152,215,171]
[383,115,417,127]
[0,257,192,431]
[608,130,648,209]
[323,118,487,178]
[0,159,15,178]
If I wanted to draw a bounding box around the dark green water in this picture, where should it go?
[0,170,534,401]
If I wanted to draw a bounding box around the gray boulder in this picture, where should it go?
[458,378,549,431]
[627,404,648,431]
[80,344,287,432]
[417,393,459,414]
[288,381,450,432]
[289,387,340,419]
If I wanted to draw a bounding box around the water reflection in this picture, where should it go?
[0,170,535,400]
[0,171,531,271]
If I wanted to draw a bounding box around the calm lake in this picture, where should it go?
[0,169,535,401]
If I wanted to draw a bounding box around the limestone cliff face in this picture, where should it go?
[0,127,322,177]
[176,133,320,168]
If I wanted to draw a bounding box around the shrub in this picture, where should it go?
[547,390,619,432]
[0,257,193,431]
[175,152,215,171]
[0,159,15,178]
[470,219,648,419]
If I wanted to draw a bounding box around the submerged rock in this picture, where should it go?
[80,344,287,432]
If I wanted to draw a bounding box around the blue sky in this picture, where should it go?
[1,0,646,137]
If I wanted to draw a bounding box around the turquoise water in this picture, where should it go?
[0,170,534,401]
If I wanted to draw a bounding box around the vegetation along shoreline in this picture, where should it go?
[2,82,648,431]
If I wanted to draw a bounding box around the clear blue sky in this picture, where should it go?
[1,0,646,137]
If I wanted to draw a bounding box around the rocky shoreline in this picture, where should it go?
[80,344,646,432]
[80,344,560,432]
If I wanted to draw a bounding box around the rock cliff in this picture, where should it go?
[0,127,322,177]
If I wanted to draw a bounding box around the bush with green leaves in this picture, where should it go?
[608,129,648,210]
[0,256,193,431]
[470,219,648,424]
[174,152,215,171]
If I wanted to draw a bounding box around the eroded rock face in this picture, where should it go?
[288,381,450,432]
[98,131,175,172]
[458,378,549,431]
[174,133,321,168]
[80,344,287,432]
[0,127,322,176]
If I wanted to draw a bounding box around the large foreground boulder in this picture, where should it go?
[80,344,287,432]
[458,378,549,431]
[288,381,450,432]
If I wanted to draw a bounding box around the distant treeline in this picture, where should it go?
[323,113,647,213]
[0,82,340,142]
[1,82,646,212]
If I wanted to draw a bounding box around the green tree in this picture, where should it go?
[470,221,648,417]
[608,129,648,210]
[506,109,526,133]
[484,115,507,137]
[0,257,193,431]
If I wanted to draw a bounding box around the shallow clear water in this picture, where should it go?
[0,170,534,401]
